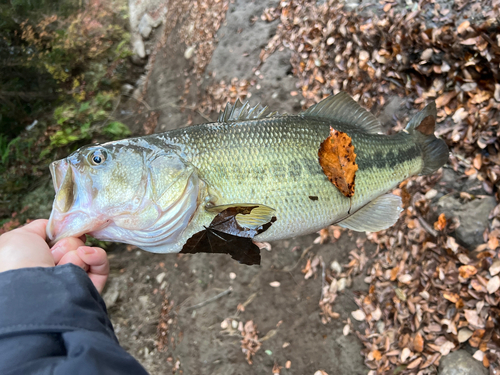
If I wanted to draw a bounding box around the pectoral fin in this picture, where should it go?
[336,194,403,232]
[205,203,276,229]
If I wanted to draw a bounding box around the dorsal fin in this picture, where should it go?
[218,99,281,122]
[302,92,382,134]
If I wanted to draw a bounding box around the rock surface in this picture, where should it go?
[131,33,146,58]
[439,350,488,375]
[138,14,154,38]
[438,194,496,249]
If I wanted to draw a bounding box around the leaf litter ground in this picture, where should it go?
[252,0,500,373]
[111,0,500,373]
[183,0,500,372]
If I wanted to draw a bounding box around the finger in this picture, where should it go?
[58,250,89,273]
[18,219,49,239]
[77,247,109,293]
[0,219,54,272]
[51,237,86,264]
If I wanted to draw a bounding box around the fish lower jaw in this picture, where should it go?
[46,210,109,245]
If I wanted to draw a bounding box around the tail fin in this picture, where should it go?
[406,102,449,175]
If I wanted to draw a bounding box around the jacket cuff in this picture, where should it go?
[0,264,116,340]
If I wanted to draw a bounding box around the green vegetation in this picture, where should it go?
[0,0,132,229]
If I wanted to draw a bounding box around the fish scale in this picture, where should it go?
[157,116,423,241]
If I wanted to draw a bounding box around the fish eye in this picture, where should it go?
[88,149,107,166]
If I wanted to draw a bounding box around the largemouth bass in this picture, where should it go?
[46,92,449,256]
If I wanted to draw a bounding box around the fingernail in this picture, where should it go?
[79,247,96,255]
[51,244,64,255]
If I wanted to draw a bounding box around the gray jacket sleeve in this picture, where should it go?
[0,264,148,375]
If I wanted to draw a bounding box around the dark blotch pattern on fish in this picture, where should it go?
[357,145,420,170]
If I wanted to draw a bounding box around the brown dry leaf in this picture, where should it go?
[240,320,261,364]
[401,347,412,362]
[472,90,492,104]
[181,206,276,265]
[351,309,366,321]
[443,292,460,303]
[494,84,500,102]
[464,310,482,327]
[372,350,382,361]
[390,266,399,281]
[343,324,350,336]
[446,236,459,253]
[469,329,485,347]
[490,260,500,276]
[458,265,478,279]
[439,340,455,356]
[473,154,483,170]
[413,332,424,352]
[434,213,447,231]
[488,235,499,250]
[435,91,457,108]
[460,37,479,45]
[486,275,500,294]
[272,363,282,374]
[407,357,422,369]
[420,353,440,369]
[458,328,473,343]
[457,20,470,34]
[318,127,358,198]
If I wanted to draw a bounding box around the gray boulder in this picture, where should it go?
[439,350,488,375]
[438,194,496,249]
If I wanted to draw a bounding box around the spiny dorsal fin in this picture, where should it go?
[218,99,281,122]
[302,92,382,134]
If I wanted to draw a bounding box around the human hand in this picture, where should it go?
[0,219,109,293]
[51,233,109,293]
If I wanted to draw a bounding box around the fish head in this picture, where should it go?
[47,141,200,248]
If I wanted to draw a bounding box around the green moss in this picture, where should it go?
[0,0,133,226]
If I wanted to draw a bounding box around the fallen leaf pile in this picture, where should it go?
[255,0,500,372]
[200,77,252,116]
[318,127,358,198]
[139,0,229,105]
[179,0,229,77]
[314,178,500,373]
[261,0,500,203]
[351,178,500,373]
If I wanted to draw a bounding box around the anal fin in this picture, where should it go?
[206,203,276,229]
[337,194,403,232]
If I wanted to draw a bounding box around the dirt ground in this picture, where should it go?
[107,1,374,374]
[107,233,373,374]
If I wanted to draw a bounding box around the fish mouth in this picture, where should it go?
[46,159,105,245]
[50,160,74,214]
